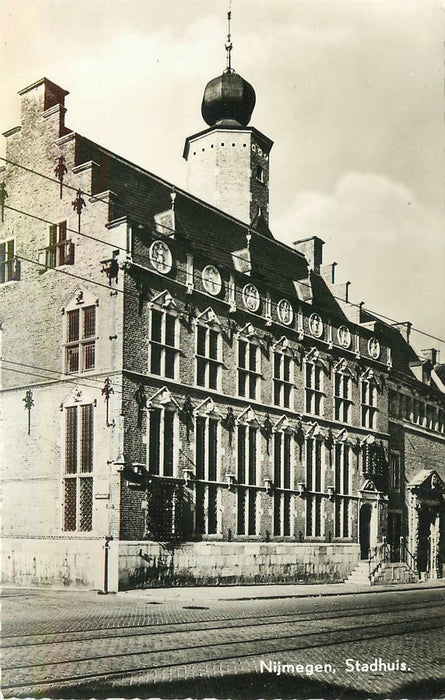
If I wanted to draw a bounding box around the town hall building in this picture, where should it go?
[1,44,444,590]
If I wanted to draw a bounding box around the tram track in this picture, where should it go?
[3,604,445,693]
[2,591,443,648]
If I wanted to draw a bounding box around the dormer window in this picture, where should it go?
[46,222,74,268]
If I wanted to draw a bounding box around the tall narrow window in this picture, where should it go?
[273,431,293,536]
[65,305,96,373]
[46,221,74,268]
[63,404,94,531]
[196,325,221,389]
[195,417,219,535]
[149,308,178,379]
[148,408,175,477]
[305,363,323,416]
[306,438,323,537]
[334,443,350,538]
[361,380,377,429]
[238,339,261,400]
[334,373,352,422]
[273,352,293,408]
[389,451,401,491]
[0,239,20,284]
[237,425,258,535]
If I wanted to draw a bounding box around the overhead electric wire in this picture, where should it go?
[1,160,444,345]
[0,358,123,394]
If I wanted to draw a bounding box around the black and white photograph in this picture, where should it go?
[1,1,445,698]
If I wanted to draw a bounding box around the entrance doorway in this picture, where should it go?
[360,503,372,559]
[417,508,432,573]
[387,512,402,562]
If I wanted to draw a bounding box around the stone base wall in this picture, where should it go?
[118,541,361,590]
[373,563,418,585]
[2,537,117,590]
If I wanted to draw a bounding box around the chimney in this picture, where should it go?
[293,236,324,274]
[421,348,439,366]
[393,322,412,344]
[18,78,69,137]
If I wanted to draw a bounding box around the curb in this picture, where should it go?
[218,582,445,602]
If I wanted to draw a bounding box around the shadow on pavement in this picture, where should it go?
[47,670,445,700]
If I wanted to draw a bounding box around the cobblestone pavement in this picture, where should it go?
[2,586,445,699]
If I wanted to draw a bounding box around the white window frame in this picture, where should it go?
[195,322,222,390]
[147,405,178,477]
[273,429,294,536]
[305,437,325,537]
[273,350,294,409]
[194,414,221,536]
[149,305,179,379]
[62,401,95,533]
[305,362,324,416]
[361,379,377,429]
[63,293,98,375]
[236,422,259,536]
[237,337,261,400]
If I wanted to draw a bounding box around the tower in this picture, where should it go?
[183,11,273,226]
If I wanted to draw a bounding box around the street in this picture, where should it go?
[2,586,445,698]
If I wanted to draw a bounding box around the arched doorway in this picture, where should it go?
[417,508,432,573]
[360,503,372,559]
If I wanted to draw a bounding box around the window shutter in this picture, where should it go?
[59,221,67,241]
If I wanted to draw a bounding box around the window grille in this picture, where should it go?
[63,404,94,531]
[65,306,96,374]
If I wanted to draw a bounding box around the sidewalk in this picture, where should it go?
[118,577,445,603]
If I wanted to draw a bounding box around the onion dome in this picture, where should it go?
[201,71,256,127]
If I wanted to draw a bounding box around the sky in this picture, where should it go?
[1,0,444,356]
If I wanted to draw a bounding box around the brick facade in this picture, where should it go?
[1,77,443,590]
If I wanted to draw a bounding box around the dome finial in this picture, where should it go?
[225,2,233,73]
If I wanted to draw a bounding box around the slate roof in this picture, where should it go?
[75,133,356,320]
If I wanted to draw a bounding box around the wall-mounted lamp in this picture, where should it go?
[327,485,335,501]
[297,482,306,497]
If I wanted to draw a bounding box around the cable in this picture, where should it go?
[1,363,123,395]
[0,155,109,203]
[4,204,129,256]
[1,358,123,393]
[2,162,444,344]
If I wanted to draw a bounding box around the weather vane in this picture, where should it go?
[225,1,233,73]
